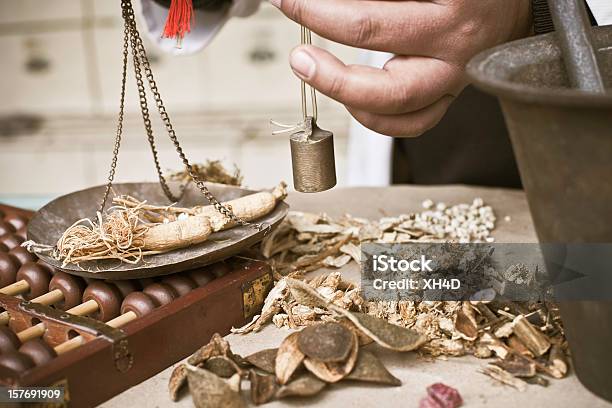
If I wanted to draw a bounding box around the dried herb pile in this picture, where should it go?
[168,160,243,187]
[171,279,429,406]
[260,198,496,276]
[245,198,570,391]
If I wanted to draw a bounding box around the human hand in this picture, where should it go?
[270,0,531,136]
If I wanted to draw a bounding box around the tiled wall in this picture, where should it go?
[0,0,357,197]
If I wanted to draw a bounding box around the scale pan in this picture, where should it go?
[27,182,289,280]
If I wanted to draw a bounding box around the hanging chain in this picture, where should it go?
[97,13,130,214]
[99,0,252,229]
[300,26,318,122]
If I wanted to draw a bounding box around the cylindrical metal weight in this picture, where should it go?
[290,118,337,193]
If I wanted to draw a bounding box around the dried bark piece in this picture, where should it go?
[186,364,245,408]
[275,373,327,399]
[473,343,493,359]
[203,356,240,378]
[480,365,527,391]
[275,332,305,385]
[245,348,277,374]
[491,353,536,378]
[286,277,328,309]
[454,308,478,341]
[512,315,551,357]
[168,363,188,402]
[249,370,279,405]
[345,350,401,386]
[188,333,234,366]
[480,332,510,359]
[507,335,534,358]
[524,375,550,387]
[419,383,463,408]
[548,344,568,377]
[297,322,354,363]
[303,331,359,383]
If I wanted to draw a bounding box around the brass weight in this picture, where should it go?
[290,116,337,193]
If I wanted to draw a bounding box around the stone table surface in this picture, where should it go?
[102,185,611,408]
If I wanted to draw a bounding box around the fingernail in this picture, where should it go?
[268,0,280,8]
[290,50,316,80]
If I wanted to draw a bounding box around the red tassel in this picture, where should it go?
[162,0,193,41]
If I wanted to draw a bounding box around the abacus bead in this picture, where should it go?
[137,278,155,289]
[143,283,177,306]
[0,242,8,253]
[4,214,28,231]
[16,262,51,300]
[9,246,37,265]
[0,351,35,372]
[37,260,57,275]
[16,227,28,240]
[0,252,19,287]
[208,262,231,278]
[109,280,139,298]
[162,275,196,296]
[121,292,156,317]
[0,208,4,218]
[49,272,86,310]
[0,234,24,250]
[83,281,123,321]
[188,269,214,287]
[0,221,16,237]
[19,339,57,366]
[0,326,21,353]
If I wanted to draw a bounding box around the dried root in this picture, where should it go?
[25,183,287,267]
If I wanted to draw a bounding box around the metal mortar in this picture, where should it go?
[468,26,612,401]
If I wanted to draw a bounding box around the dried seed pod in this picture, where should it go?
[345,350,401,386]
[275,373,327,399]
[303,331,358,383]
[203,356,240,378]
[249,370,279,405]
[245,348,277,374]
[297,322,354,363]
[344,312,426,352]
[275,332,305,385]
[168,363,188,402]
[186,364,245,408]
[188,333,234,366]
[337,318,374,346]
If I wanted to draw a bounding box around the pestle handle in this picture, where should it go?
[548,0,605,93]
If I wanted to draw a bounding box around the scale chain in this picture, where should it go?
[98,0,256,230]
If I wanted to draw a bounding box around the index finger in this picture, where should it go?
[270,0,447,55]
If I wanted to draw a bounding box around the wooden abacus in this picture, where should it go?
[0,203,273,407]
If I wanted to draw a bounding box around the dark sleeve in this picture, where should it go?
[532,0,598,34]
